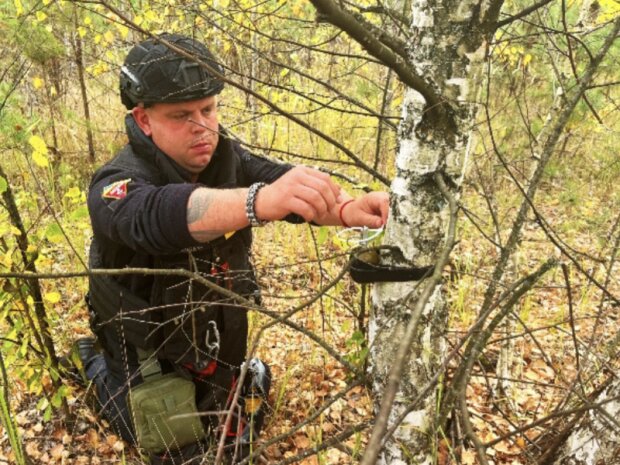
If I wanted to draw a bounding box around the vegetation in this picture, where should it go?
[0,0,618,463]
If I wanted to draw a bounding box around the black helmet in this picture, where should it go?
[120,33,225,110]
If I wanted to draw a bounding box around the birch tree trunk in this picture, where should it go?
[552,379,620,465]
[367,1,502,463]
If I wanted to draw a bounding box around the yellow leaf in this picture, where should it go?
[33,151,49,168]
[103,30,114,44]
[78,26,86,38]
[36,10,47,21]
[42,0,51,4]
[2,252,12,268]
[64,186,81,199]
[32,77,44,89]
[14,0,24,16]
[45,292,61,304]
[115,23,129,39]
[134,15,143,26]
[27,295,34,306]
[89,61,108,77]
[83,16,92,25]
[28,135,48,154]
[145,9,158,22]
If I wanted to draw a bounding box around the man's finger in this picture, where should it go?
[294,185,330,217]
[289,195,321,222]
[298,174,338,210]
[300,168,341,201]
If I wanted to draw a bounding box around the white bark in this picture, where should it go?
[553,379,620,464]
[368,1,495,462]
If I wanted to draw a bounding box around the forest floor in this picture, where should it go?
[0,214,617,465]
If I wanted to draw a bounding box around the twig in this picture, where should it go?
[458,259,558,465]
[561,263,583,390]
[237,378,366,465]
[0,267,358,372]
[272,422,370,465]
[495,0,555,29]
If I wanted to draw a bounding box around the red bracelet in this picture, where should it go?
[338,199,355,228]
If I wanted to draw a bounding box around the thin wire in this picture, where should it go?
[336,226,384,246]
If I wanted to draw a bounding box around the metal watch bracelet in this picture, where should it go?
[246,182,269,227]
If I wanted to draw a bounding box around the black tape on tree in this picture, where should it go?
[349,256,434,284]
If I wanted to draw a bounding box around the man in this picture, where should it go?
[80,33,388,464]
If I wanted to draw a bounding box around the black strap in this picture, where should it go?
[349,256,434,283]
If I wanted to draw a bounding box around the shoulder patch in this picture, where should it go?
[102,179,131,200]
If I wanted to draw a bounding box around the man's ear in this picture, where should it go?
[132,106,152,136]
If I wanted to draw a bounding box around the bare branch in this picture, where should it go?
[496,0,556,29]
[308,0,449,124]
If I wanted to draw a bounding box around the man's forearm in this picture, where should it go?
[187,187,250,242]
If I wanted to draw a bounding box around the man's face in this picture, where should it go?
[132,95,219,175]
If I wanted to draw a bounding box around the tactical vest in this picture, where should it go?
[88,133,258,372]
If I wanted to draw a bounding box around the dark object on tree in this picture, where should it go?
[349,253,434,283]
[120,33,225,109]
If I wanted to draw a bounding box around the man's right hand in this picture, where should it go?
[254,166,342,223]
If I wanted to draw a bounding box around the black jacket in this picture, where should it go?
[88,115,293,371]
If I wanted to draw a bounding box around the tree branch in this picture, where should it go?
[0,266,358,373]
[308,0,450,127]
[495,0,556,29]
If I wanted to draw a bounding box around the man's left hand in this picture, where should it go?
[339,192,389,229]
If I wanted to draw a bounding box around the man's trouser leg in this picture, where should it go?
[84,352,136,443]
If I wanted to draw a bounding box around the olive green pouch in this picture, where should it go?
[129,351,205,454]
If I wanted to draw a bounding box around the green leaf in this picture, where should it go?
[36,397,49,411]
[70,205,89,220]
[64,186,81,199]
[51,390,63,408]
[19,338,28,357]
[0,176,7,194]
[44,223,63,243]
[316,226,329,246]
[43,405,52,422]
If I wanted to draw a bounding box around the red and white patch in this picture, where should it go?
[102,179,131,200]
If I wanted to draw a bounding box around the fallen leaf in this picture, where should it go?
[50,444,64,459]
[462,449,476,465]
[294,435,311,449]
